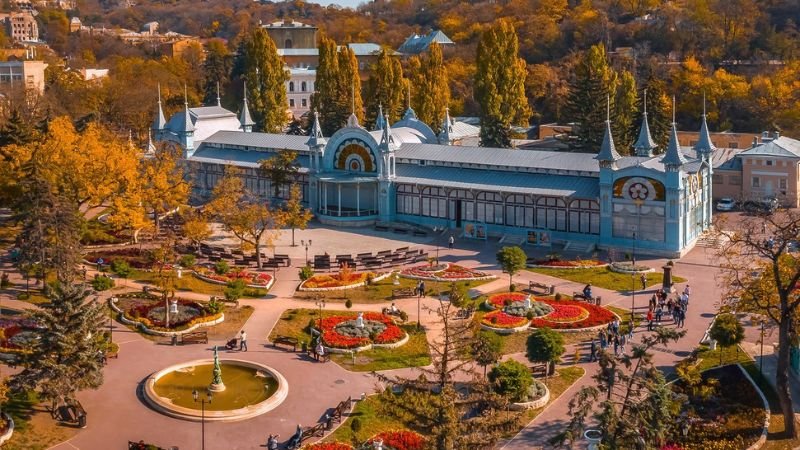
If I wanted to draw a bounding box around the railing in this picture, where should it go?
[320,209,378,218]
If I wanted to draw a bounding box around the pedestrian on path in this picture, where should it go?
[448,235,454,249]
[316,341,325,362]
[647,309,654,331]
[620,334,627,354]
[239,330,248,352]
[417,280,425,298]
[267,434,279,450]
[640,273,647,290]
[683,284,691,298]
[628,320,634,339]
[613,335,620,356]
[590,340,597,362]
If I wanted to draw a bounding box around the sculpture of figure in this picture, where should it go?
[209,346,226,392]
[524,294,532,310]
[356,312,365,328]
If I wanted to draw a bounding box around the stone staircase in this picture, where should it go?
[499,234,526,245]
[695,232,728,248]
[563,240,596,254]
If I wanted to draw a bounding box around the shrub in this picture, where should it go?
[345,299,353,309]
[91,275,115,291]
[0,273,9,289]
[179,254,196,268]
[214,260,230,275]
[509,283,517,292]
[16,292,29,300]
[488,360,533,402]
[554,293,563,301]
[224,279,245,302]
[110,259,131,278]
[205,297,223,314]
[526,310,535,320]
[350,417,361,433]
[299,265,314,281]
[527,327,565,366]
[243,288,263,297]
[398,310,408,322]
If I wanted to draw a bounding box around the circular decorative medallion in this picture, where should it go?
[628,182,650,200]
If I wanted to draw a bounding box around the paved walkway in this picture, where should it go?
[0,224,733,449]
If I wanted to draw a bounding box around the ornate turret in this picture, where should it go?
[152,83,167,132]
[633,89,657,157]
[175,86,195,135]
[661,98,688,171]
[306,110,326,173]
[379,113,397,180]
[595,97,621,169]
[402,85,416,120]
[374,104,386,131]
[693,95,716,162]
[438,108,454,145]
[239,81,255,133]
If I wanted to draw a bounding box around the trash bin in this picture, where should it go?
[595,296,602,306]
[171,334,178,346]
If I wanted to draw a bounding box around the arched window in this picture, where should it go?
[505,194,535,228]
[284,39,293,49]
[301,81,307,92]
[536,197,567,231]
[476,192,504,225]
[289,81,295,92]
[568,199,600,234]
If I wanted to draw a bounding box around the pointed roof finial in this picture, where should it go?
[596,94,621,165]
[380,112,396,151]
[184,84,189,106]
[633,88,657,157]
[306,109,327,148]
[402,84,417,120]
[216,81,221,107]
[351,82,355,115]
[694,91,716,156]
[374,103,386,131]
[239,80,255,131]
[438,107,454,145]
[176,85,195,133]
[152,82,167,131]
[662,96,688,168]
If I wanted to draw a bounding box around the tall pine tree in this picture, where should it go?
[635,73,671,152]
[565,44,618,152]
[364,48,406,128]
[614,70,638,154]
[410,42,450,133]
[202,39,233,107]
[337,45,364,124]
[474,19,531,148]
[10,283,106,412]
[311,36,348,135]
[241,28,289,133]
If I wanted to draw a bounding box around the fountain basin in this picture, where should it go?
[143,359,288,422]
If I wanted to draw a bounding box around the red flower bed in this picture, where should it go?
[487,292,528,309]
[319,313,406,349]
[481,310,529,329]
[195,268,273,287]
[544,304,589,322]
[532,259,605,267]
[530,299,615,330]
[301,272,369,289]
[303,443,353,450]
[367,430,425,450]
[401,263,491,280]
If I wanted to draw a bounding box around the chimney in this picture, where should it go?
[752,136,759,147]
[283,18,293,26]
[774,131,781,139]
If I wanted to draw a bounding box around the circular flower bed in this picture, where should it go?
[528,258,607,269]
[299,271,388,291]
[530,300,615,330]
[485,293,553,317]
[193,266,274,289]
[319,313,407,351]
[366,430,426,450]
[400,263,495,281]
[482,310,529,329]
[0,318,41,354]
[111,293,224,334]
[302,443,353,450]
[609,261,654,274]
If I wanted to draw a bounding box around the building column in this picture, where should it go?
[338,184,342,217]
[323,183,328,214]
[356,183,361,216]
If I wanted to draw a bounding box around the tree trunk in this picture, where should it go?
[132,228,140,244]
[153,213,161,237]
[776,317,797,437]
[291,227,296,246]
[509,274,513,290]
[255,243,262,269]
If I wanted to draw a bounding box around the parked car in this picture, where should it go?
[715,198,737,211]
[743,197,779,214]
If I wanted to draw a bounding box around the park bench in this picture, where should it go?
[329,396,352,426]
[272,335,299,352]
[274,254,291,267]
[572,292,602,305]
[529,281,555,295]
[180,331,208,345]
[287,422,326,449]
[392,288,415,299]
[454,307,474,320]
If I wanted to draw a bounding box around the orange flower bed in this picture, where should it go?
[301,272,370,289]
[530,300,615,330]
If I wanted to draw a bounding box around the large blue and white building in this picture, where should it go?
[152,91,715,258]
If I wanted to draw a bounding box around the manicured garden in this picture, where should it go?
[127,269,268,298]
[479,292,616,332]
[293,276,490,304]
[318,312,407,351]
[527,265,686,291]
[299,271,383,291]
[527,257,606,268]
[269,309,430,371]
[111,292,224,333]
[399,263,495,282]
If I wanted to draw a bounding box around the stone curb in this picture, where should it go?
[738,363,771,450]
[323,331,410,354]
[0,412,14,445]
[508,381,551,411]
[526,263,609,270]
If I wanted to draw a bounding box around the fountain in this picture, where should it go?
[143,357,288,422]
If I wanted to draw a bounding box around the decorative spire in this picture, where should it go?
[175,84,195,133]
[146,128,156,155]
[402,84,416,120]
[380,113,396,151]
[633,89,657,157]
[661,96,688,169]
[693,92,716,158]
[239,81,255,132]
[152,83,167,131]
[306,109,326,148]
[595,95,621,166]
[438,107,454,145]
[374,103,386,131]
[216,81,221,107]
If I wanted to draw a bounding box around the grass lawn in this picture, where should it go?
[327,366,585,445]
[527,266,687,292]
[293,277,492,304]
[740,361,800,450]
[269,309,431,371]
[695,344,753,372]
[331,324,431,372]
[127,269,268,298]
[3,392,79,450]
[16,291,50,305]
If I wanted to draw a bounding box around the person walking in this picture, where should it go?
[655,306,663,324]
[448,235,454,249]
[683,284,691,298]
[613,335,620,356]
[640,273,647,290]
[267,434,279,450]
[590,339,597,362]
[239,330,248,352]
[316,341,325,362]
[620,333,627,354]
[647,309,654,331]
[628,320,634,339]
[418,280,425,298]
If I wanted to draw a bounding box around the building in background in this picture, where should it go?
[263,18,317,49]
[286,68,315,118]
[397,30,454,55]
[1,12,39,42]
[0,60,48,93]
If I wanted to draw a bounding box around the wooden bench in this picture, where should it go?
[181,331,208,345]
[374,225,389,232]
[392,288,416,299]
[413,230,428,237]
[272,335,299,352]
[529,281,555,295]
[455,307,474,320]
[572,292,602,305]
[329,396,352,424]
[288,423,327,449]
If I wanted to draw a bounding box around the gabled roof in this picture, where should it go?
[189,106,236,120]
[398,30,455,54]
[201,131,309,152]
[739,136,800,158]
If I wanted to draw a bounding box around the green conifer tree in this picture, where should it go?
[202,40,233,107]
[312,36,347,135]
[241,28,289,133]
[614,70,638,154]
[475,19,531,148]
[338,45,364,122]
[0,108,38,148]
[636,73,671,152]
[565,44,618,152]
[365,48,406,128]
[410,42,450,134]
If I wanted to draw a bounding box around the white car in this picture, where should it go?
[716,198,736,211]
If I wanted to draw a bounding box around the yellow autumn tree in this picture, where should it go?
[139,143,191,235]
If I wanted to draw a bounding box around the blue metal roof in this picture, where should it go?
[189,147,310,172]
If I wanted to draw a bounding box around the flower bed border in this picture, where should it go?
[323,332,410,354]
[738,363,771,450]
[508,381,550,411]
[298,272,391,292]
[109,298,224,337]
[608,263,655,274]
[479,322,530,334]
[527,262,609,269]
[192,271,274,290]
[528,301,620,333]
[0,412,14,446]
[399,263,496,282]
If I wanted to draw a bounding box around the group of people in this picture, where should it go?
[646,285,691,329]
[590,317,632,360]
[416,280,426,298]
[225,330,248,351]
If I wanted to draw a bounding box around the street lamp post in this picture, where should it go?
[315,297,326,328]
[760,319,765,375]
[301,239,312,265]
[192,389,212,450]
[109,296,115,345]
[631,199,644,322]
